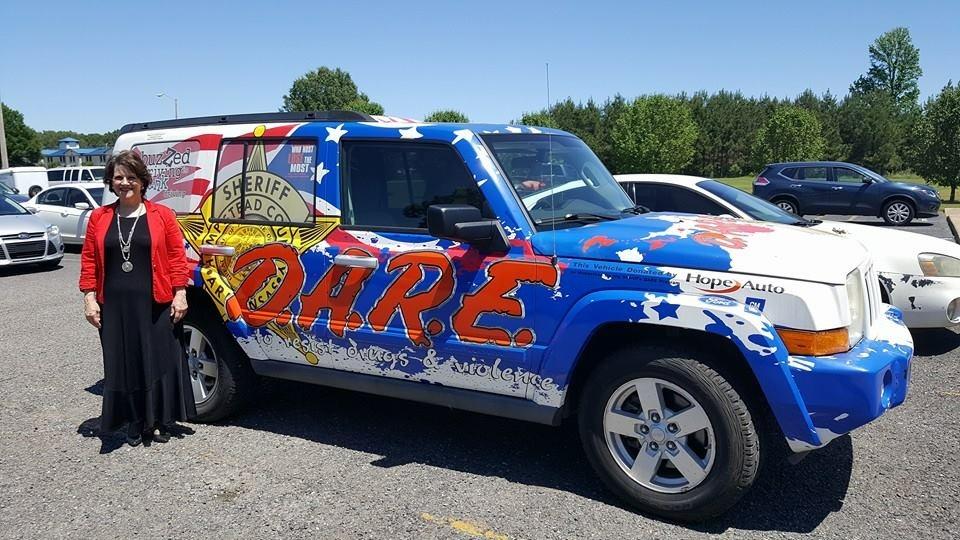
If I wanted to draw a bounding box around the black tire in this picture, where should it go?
[577,346,760,521]
[882,199,914,226]
[182,301,257,422]
[772,198,799,215]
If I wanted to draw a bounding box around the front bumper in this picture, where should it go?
[786,305,913,452]
[882,272,960,328]
[0,233,64,266]
[917,197,940,217]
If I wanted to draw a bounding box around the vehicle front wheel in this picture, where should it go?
[773,198,799,215]
[182,304,256,422]
[882,199,914,225]
[578,346,760,521]
[28,186,42,198]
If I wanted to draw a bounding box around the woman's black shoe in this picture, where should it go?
[152,430,170,443]
[126,434,142,447]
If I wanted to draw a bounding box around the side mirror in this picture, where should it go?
[861,177,874,184]
[427,204,509,252]
[11,187,20,194]
[74,202,91,210]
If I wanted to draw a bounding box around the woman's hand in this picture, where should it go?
[84,293,101,329]
[171,288,188,324]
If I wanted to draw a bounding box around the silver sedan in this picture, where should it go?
[23,182,104,245]
[0,195,64,268]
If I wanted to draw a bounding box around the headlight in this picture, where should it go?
[846,270,864,347]
[46,225,60,237]
[918,253,960,277]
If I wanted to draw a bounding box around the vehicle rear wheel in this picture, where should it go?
[578,346,760,521]
[773,198,799,215]
[882,199,914,225]
[182,303,256,422]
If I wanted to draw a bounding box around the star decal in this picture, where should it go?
[325,123,348,143]
[399,126,423,139]
[651,300,680,320]
[315,162,330,184]
[451,129,474,145]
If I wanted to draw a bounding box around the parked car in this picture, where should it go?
[752,161,940,225]
[0,194,64,268]
[0,166,49,198]
[111,111,913,520]
[23,182,103,245]
[0,182,29,203]
[618,173,960,328]
[46,166,106,185]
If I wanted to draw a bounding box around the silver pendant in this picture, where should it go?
[121,261,134,273]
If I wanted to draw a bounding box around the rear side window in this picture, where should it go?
[632,183,662,211]
[660,186,727,215]
[341,141,487,230]
[780,167,799,179]
[38,188,68,206]
[47,170,64,182]
[212,138,318,225]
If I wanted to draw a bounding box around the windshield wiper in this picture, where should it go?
[621,204,650,215]
[535,212,619,226]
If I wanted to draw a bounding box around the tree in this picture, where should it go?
[281,67,382,113]
[611,95,699,174]
[851,27,922,114]
[36,129,119,150]
[515,110,558,128]
[423,110,470,123]
[751,106,824,168]
[1,103,41,166]
[794,89,845,160]
[911,82,960,200]
[686,90,762,177]
[838,91,903,174]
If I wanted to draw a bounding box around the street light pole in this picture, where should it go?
[156,92,179,119]
[0,99,8,169]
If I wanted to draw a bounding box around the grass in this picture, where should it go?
[713,174,960,210]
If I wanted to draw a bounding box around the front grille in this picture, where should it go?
[0,232,43,241]
[5,241,46,260]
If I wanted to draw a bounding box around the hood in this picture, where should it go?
[890,180,939,195]
[531,213,868,284]
[812,220,960,274]
[0,213,49,235]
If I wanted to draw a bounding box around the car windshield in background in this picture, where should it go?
[0,196,29,216]
[698,180,804,225]
[480,133,633,228]
[0,183,16,195]
[86,188,104,205]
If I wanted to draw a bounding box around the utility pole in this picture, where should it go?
[0,98,8,169]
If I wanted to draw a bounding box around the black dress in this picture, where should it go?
[98,213,196,434]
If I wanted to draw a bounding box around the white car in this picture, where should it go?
[616,173,960,328]
[23,182,104,245]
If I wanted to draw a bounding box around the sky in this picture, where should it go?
[1,0,958,135]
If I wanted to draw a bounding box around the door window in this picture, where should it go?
[66,189,89,207]
[37,188,69,207]
[47,170,64,182]
[82,170,96,182]
[658,185,728,215]
[342,141,488,230]
[800,167,828,181]
[835,167,869,184]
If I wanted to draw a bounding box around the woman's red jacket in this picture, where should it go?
[79,201,190,304]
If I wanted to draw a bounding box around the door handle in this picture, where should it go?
[832,186,843,190]
[200,244,236,256]
[60,212,69,217]
[790,184,802,188]
[334,254,379,269]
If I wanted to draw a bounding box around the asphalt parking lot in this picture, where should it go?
[1,216,958,539]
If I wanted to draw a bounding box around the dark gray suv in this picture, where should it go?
[752,161,941,225]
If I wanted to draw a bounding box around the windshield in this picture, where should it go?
[0,196,29,216]
[86,188,104,205]
[90,168,105,180]
[480,134,633,228]
[698,180,805,225]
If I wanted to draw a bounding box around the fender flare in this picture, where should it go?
[536,290,822,447]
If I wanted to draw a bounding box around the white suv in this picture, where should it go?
[47,166,105,185]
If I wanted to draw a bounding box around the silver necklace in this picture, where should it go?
[116,205,144,273]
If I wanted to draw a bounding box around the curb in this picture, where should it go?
[944,208,960,244]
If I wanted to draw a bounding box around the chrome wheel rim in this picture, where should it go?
[886,202,910,224]
[183,325,219,405]
[603,377,716,494]
[776,201,796,214]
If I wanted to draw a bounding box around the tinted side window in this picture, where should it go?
[659,185,728,215]
[47,170,64,182]
[632,183,662,211]
[342,142,487,229]
[801,167,828,181]
[66,189,89,207]
[780,167,799,179]
[82,170,95,182]
[38,188,68,206]
[835,167,868,183]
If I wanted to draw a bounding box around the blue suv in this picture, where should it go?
[752,161,941,225]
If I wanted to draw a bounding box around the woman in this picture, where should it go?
[79,150,196,446]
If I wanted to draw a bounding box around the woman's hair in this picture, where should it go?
[104,150,153,194]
